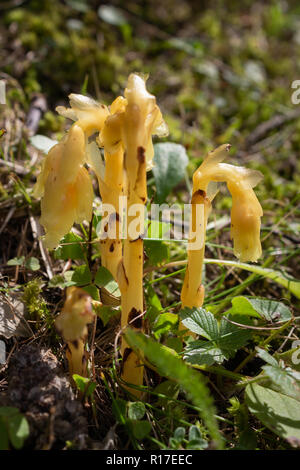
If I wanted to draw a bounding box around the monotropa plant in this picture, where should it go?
[181,144,263,312]
[34,74,263,398]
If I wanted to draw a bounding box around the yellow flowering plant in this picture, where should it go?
[34,74,264,401]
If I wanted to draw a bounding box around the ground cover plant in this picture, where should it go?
[0,0,300,451]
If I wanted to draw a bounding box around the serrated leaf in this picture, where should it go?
[181,308,251,366]
[245,383,300,446]
[218,317,252,352]
[229,296,292,322]
[124,328,223,448]
[180,307,219,340]
[184,340,224,366]
[153,143,189,202]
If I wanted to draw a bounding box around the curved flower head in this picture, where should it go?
[193,144,263,263]
[33,124,94,249]
[123,73,169,170]
[228,180,263,263]
[55,287,94,343]
[56,93,109,136]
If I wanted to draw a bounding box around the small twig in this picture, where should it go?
[29,213,53,279]
[0,205,16,235]
[222,315,288,330]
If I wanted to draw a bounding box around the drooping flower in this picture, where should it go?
[56,93,109,136]
[123,73,169,171]
[55,286,95,377]
[193,144,263,263]
[228,180,263,262]
[33,124,94,249]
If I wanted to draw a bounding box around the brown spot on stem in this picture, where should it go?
[109,243,114,252]
[119,261,129,286]
[128,307,143,329]
[121,348,133,372]
[191,189,207,204]
[71,339,79,350]
[104,223,108,233]
[137,146,145,164]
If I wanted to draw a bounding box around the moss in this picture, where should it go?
[22,279,50,323]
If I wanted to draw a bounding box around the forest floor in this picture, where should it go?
[0,0,300,450]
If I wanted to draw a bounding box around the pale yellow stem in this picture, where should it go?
[99,146,124,280]
[66,340,87,377]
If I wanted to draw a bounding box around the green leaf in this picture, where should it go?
[7,256,25,266]
[229,296,292,322]
[81,284,99,300]
[146,285,162,324]
[25,257,40,271]
[245,383,300,446]
[146,219,171,239]
[124,328,223,449]
[144,240,169,266]
[188,425,202,441]
[72,375,97,397]
[180,307,219,340]
[98,5,128,26]
[71,265,92,286]
[153,380,179,406]
[153,143,189,202]
[181,308,251,366]
[204,258,300,299]
[94,266,120,296]
[0,408,29,450]
[54,232,85,260]
[96,305,120,326]
[8,414,29,449]
[127,401,146,421]
[218,317,252,353]
[0,407,20,417]
[131,420,151,440]
[0,418,9,450]
[112,399,127,424]
[256,347,278,366]
[174,427,185,442]
[153,312,178,339]
[263,365,300,401]
[165,337,183,353]
[30,135,57,154]
[48,274,71,289]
